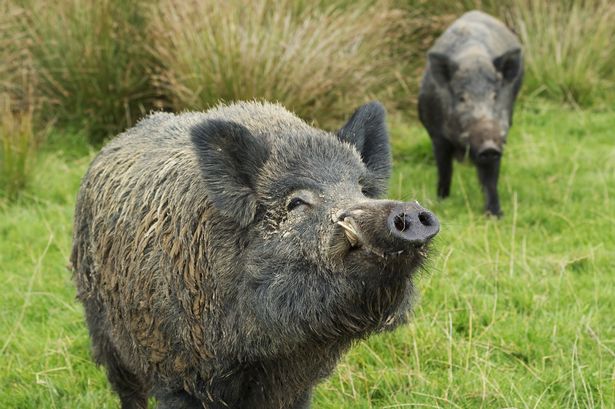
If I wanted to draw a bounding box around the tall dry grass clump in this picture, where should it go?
[148,0,408,127]
[0,1,39,199]
[0,1,32,110]
[24,0,157,144]
[0,95,37,200]
[507,0,615,106]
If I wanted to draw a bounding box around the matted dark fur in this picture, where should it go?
[71,101,438,408]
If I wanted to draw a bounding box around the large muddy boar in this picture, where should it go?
[418,10,523,216]
[71,101,440,409]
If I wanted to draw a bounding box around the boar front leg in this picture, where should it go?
[287,390,312,409]
[433,139,454,199]
[477,158,502,217]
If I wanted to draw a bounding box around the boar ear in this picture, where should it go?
[337,101,391,197]
[428,52,458,85]
[191,120,269,228]
[493,48,522,82]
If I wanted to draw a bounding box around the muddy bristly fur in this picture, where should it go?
[71,101,436,408]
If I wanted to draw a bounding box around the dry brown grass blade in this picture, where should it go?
[147,0,411,128]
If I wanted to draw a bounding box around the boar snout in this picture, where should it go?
[467,120,504,164]
[388,204,440,247]
[477,140,502,162]
[335,201,439,257]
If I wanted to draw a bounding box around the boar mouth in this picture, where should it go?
[336,217,426,259]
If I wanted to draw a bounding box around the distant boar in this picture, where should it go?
[71,101,440,409]
[418,10,523,216]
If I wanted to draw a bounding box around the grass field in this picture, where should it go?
[1,101,613,408]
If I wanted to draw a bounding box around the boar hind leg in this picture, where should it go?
[84,299,148,409]
[477,159,502,217]
[433,140,454,199]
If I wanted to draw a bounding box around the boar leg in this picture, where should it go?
[433,139,454,199]
[287,390,312,408]
[84,299,148,409]
[477,159,502,217]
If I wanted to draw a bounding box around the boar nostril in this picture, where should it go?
[393,213,411,232]
[478,148,501,160]
[388,205,440,247]
[418,211,434,227]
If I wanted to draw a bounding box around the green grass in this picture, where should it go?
[1,101,614,407]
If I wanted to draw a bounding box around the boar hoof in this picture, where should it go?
[485,208,503,218]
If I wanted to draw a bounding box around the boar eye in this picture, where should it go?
[458,95,466,103]
[287,197,308,212]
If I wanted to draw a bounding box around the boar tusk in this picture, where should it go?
[337,219,360,247]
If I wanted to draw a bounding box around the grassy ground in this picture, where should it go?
[1,101,613,408]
